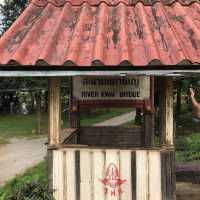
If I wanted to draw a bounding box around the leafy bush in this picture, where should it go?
[0,162,54,200]
[6,181,54,200]
[176,134,200,162]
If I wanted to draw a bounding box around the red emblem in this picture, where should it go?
[99,163,126,197]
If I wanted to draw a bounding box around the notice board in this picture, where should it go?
[73,76,150,101]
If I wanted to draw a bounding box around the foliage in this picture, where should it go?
[0,162,54,200]
[0,78,47,91]
[174,77,200,99]
[0,0,28,34]
[176,134,200,162]
[6,181,54,200]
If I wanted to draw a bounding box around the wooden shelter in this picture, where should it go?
[1,0,200,199]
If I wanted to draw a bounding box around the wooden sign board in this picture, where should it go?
[73,76,150,101]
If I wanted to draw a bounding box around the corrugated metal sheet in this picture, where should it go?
[1,1,200,66]
[32,0,200,6]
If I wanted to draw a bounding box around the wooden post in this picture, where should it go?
[143,113,154,147]
[69,77,80,129]
[142,77,155,147]
[159,77,174,146]
[143,99,154,147]
[48,77,61,145]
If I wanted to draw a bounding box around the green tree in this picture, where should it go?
[0,0,28,34]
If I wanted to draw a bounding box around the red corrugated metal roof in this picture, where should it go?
[32,0,200,6]
[0,0,200,67]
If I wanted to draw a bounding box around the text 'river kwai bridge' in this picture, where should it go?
[1,0,200,199]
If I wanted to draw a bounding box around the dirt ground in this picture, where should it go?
[0,137,46,186]
[176,182,200,200]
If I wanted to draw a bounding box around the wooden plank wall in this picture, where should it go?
[78,126,143,147]
[51,148,175,200]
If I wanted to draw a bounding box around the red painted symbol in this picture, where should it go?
[99,163,126,197]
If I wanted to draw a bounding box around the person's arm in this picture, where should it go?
[189,88,200,118]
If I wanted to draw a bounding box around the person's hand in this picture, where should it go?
[188,88,195,98]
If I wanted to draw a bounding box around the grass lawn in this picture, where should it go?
[0,108,132,142]
[0,114,48,139]
[0,137,9,145]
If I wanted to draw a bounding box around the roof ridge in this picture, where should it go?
[30,0,200,7]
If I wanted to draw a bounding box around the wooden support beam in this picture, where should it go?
[176,162,200,183]
[69,77,80,129]
[143,113,154,147]
[143,99,154,147]
[159,77,174,146]
[48,77,61,145]
[70,99,80,128]
[142,77,155,147]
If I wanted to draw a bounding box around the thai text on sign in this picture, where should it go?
[73,76,150,100]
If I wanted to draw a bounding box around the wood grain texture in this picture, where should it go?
[65,150,76,200]
[93,150,105,200]
[105,150,120,200]
[149,151,162,200]
[51,148,175,200]
[79,126,143,147]
[176,162,200,183]
[136,150,149,200]
[120,150,132,200]
[159,77,174,146]
[143,113,154,147]
[80,150,92,200]
[49,77,61,145]
[53,150,64,200]
[131,152,137,200]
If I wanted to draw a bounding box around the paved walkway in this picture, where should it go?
[94,111,135,126]
[0,111,135,186]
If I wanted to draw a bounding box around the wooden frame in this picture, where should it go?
[48,76,175,200]
[70,77,155,147]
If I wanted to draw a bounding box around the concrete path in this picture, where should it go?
[94,111,135,127]
[0,111,135,186]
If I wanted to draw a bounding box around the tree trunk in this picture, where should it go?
[36,91,42,134]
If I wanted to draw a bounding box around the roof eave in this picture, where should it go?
[1,65,200,77]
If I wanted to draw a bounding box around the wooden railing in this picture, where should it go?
[50,147,175,200]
